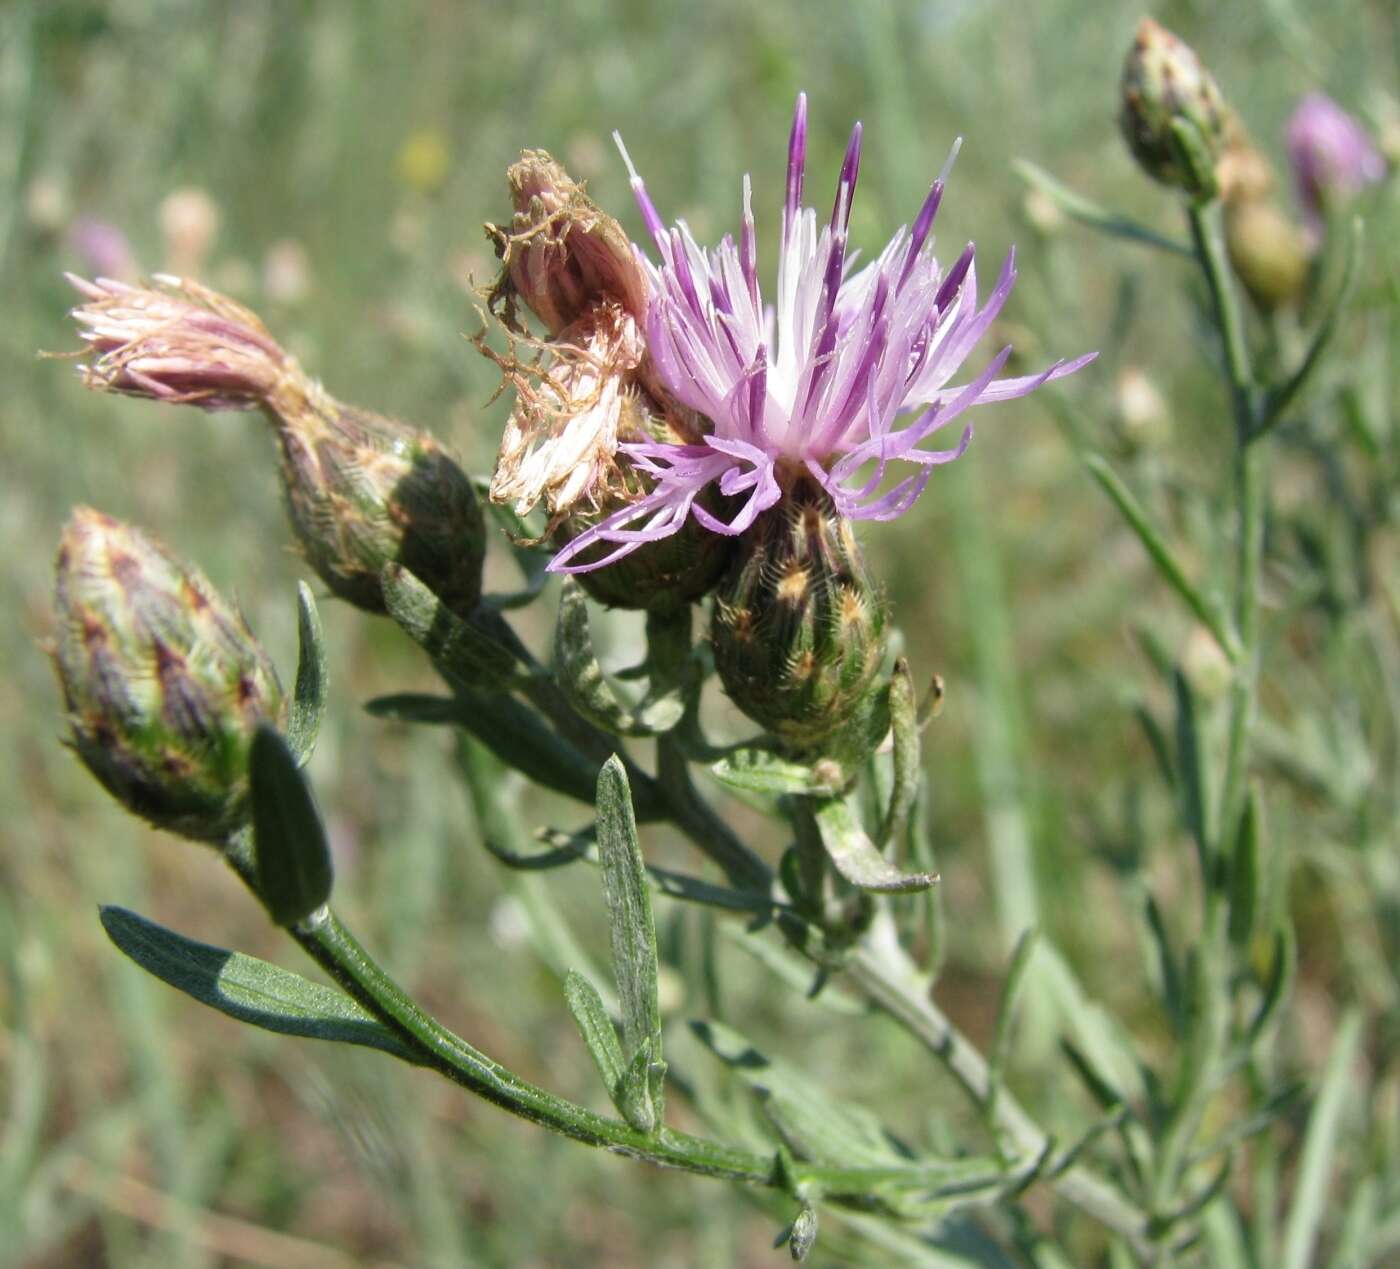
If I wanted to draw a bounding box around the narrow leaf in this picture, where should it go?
[381,563,521,687]
[285,582,327,766]
[364,692,462,725]
[691,1019,905,1168]
[986,928,1039,1125]
[250,726,333,927]
[1172,670,1210,873]
[1281,1009,1363,1269]
[596,757,664,1126]
[481,494,551,610]
[451,688,605,809]
[1228,787,1262,951]
[1013,159,1192,256]
[554,581,668,737]
[1143,892,1185,1032]
[1249,923,1296,1044]
[1084,453,1238,661]
[710,748,842,797]
[877,658,920,849]
[615,1040,659,1135]
[563,970,625,1105]
[99,906,418,1062]
[814,797,938,893]
[1256,218,1363,440]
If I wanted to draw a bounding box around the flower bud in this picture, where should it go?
[52,508,286,841]
[710,477,888,756]
[487,150,649,340]
[66,275,485,617]
[1224,195,1311,311]
[1285,92,1386,236]
[483,153,728,610]
[1119,19,1230,199]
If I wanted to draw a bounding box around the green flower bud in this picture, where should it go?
[1119,18,1230,199]
[66,275,486,618]
[272,401,486,619]
[710,476,888,757]
[52,508,286,841]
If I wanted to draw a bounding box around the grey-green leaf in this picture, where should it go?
[710,748,842,797]
[814,797,938,893]
[1281,1009,1363,1269]
[381,562,520,687]
[99,906,418,1062]
[878,658,919,848]
[286,581,328,767]
[250,725,334,927]
[596,756,665,1126]
[563,969,625,1104]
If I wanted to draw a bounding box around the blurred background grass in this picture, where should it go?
[3,0,1397,1265]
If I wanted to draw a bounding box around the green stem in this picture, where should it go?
[1186,202,1255,432]
[289,906,773,1184]
[845,919,1156,1261]
[656,733,773,893]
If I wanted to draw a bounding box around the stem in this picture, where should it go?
[656,733,773,893]
[1186,202,1255,433]
[289,907,774,1184]
[845,917,1156,1261]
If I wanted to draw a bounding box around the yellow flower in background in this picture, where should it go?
[396,129,450,194]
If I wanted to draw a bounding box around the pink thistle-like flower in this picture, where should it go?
[1285,92,1386,235]
[550,94,1095,573]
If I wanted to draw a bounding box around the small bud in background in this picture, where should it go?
[159,187,221,279]
[1113,367,1172,450]
[66,275,485,617]
[1021,185,1066,237]
[69,217,138,281]
[1119,18,1230,200]
[1224,196,1312,311]
[262,239,313,305]
[26,175,70,235]
[710,477,888,757]
[1180,624,1233,702]
[51,508,286,842]
[1285,92,1387,238]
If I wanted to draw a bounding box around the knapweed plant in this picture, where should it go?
[47,30,1399,1264]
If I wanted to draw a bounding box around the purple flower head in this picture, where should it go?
[549,94,1095,573]
[1285,92,1386,234]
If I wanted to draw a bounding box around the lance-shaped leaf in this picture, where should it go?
[1084,453,1238,662]
[1172,669,1210,875]
[285,582,328,767]
[596,757,665,1132]
[250,726,333,927]
[813,797,938,894]
[555,581,679,736]
[369,688,608,812]
[381,563,523,687]
[1227,786,1263,951]
[710,748,844,798]
[985,928,1039,1128]
[1281,1009,1363,1269]
[1255,218,1363,441]
[691,1019,906,1168]
[100,906,418,1062]
[563,969,626,1106]
[877,658,919,849]
[1013,159,1192,256]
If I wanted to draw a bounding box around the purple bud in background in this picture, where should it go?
[1285,92,1386,234]
[69,217,138,281]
